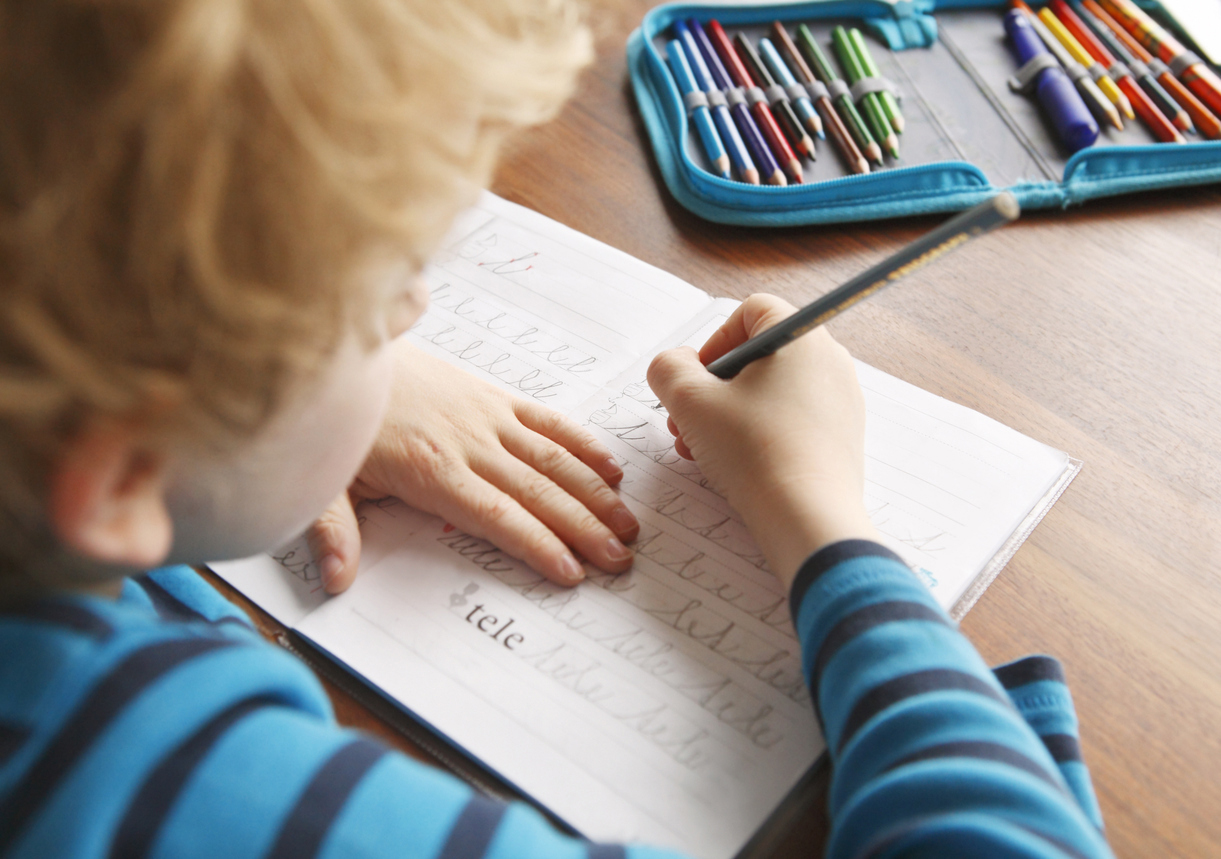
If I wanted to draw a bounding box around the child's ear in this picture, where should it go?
[48,417,173,569]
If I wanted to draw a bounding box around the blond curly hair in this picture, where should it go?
[0,0,591,579]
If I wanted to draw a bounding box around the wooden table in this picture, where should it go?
[207,3,1221,856]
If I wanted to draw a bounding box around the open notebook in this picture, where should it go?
[212,192,1079,859]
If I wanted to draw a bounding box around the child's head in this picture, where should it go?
[0,0,591,596]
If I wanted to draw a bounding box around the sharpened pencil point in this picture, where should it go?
[768,169,787,186]
[1173,112,1193,133]
[856,156,871,175]
[865,141,883,165]
[715,155,732,178]
[743,167,761,185]
[885,134,900,160]
[890,113,906,134]
[788,159,804,183]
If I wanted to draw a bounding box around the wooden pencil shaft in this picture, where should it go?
[706,194,1021,379]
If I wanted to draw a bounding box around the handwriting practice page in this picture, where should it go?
[213,193,1075,859]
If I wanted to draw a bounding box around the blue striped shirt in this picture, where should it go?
[0,542,1111,858]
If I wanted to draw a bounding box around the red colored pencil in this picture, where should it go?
[1084,0,1221,139]
[706,19,803,183]
[1050,0,1182,142]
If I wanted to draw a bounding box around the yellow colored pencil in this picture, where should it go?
[1039,7,1135,120]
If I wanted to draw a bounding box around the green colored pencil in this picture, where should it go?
[832,25,899,160]
[848,27,904,134]
[795,24,883,165]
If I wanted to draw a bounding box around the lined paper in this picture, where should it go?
[213,192,1072,859]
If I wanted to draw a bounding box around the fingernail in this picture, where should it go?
[610,505,637,535]
[559,553,585,583]
[606,537,632,562]
[319,554,343,590]
[603,457,624,480]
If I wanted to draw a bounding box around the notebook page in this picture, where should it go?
[409,192,713,413]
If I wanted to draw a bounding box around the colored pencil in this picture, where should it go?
[795,24,882,165]
[707,193,1021,379]
[1006,7,1100,151]
[1039,7,1135,120]
[733,33,817,162]
[665,41,732,177]
[848,28,905,133]
[769,21,869,175]
[1049,0,1182,141]
[1083,0,1221,138]
[686,19,786,185]
[757,36,825,140]
[1099,0,1221,118]
[1013,0,1122,131]
[832,25,900,159]
[673,21,760,184]
[1074,0,1192,133]
[707,19,804,183]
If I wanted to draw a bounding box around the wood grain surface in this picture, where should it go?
[206,3,1221,856]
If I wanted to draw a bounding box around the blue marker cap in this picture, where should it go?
[1004,10,1098,152]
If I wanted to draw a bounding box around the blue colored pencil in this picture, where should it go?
[672,22,759,184]
[684,18,786,186]
[758,36,825,139]
[665,40,731,178]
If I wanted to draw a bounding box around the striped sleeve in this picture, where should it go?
[790,540,1114,859]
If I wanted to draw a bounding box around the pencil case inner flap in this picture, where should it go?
[630,0,1221,225]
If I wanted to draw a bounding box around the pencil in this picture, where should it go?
[673,21,760,184]
[847,28,905,134]
[757,35,825,141]
[1099,0,1221,118]
[1012,0,1122,132]
[686,19,786,185]
[1084,0,1221,138]
[1075,0,1193,134]
[1039,7,1135,121]
[832,25,899,159]
[796,24,883,165]
[665,41,732,177]
[706,193,1021,379]
[707,19,804,183]
[770,21,869,175]
[733,33,817,162]
[1049,0,1182,142]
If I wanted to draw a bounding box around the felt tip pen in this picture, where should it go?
[1005,8,1100,151]
[706,193,1021,379]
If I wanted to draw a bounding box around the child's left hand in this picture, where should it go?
[306,340,637,593]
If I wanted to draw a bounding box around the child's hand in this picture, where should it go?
[647,294,877,589]
[308,341,637,593]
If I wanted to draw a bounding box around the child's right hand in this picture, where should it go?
[647,294,878,589]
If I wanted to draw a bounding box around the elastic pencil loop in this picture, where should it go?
[802,80,830,101]
[848,76,901,103]
[764,84,789,106]
[1085,61,1107,83]
[744,86,768,106]
[826,78,851,100]
[1147,57,1170,77]
[783,83,808,102]
[682,90,710,114]
[706,89,728,108]
[1107,61,1128,80]
[1126,58,1150,78]
[1169,50,1203,77]
[1063,60,1090,83]
[1008,53,1061,93]
[725,87,748,107]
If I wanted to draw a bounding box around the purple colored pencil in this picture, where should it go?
[686,18,786,185]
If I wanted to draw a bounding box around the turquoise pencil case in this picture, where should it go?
[629,0,1221,225]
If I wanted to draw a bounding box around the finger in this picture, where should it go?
[499,424,639,542]
[428,467,591,587]
[474,451,635,575]
[698,294,798,365]
[513,401,625,487]
[666,416,680,437]
[305,490,362,594]
[647,346,718,408]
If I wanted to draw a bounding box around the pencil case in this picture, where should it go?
[628,0,1221,225]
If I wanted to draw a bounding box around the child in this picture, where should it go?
[0,1,1113,857]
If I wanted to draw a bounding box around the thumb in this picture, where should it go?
[305,491,362,594]
[647,346,719,411]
